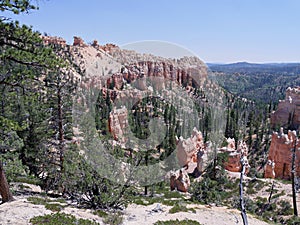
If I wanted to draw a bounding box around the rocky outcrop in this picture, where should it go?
[91,41,120,54]
[170,169,190,192]
[42,36,66,46]
[99,43,119,53]
[106,74,125,90]
[271,87,300,129]
[265,128,300,179]
[91,40,99,48]
[109,106,129,143]
[176,128,206,175]
[219,138,250,173]
[73,36,86,47]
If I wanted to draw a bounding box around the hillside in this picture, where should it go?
[210,62,300,104]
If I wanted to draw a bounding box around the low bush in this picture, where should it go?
[27,197,48,205]
[45,203,65,212]
[93,209,108,217]
[169,202,196,214]
[30,212,98,225]
[102,212,123,225]
[154,219,201,225]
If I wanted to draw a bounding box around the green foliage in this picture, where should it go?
[27,196,48,205]
[285,216,300,225]
[45,203,65,212]
[93,210,108,217]
[27,196,66,208]
[0,152,29,182]
[60,146,128,209]
[162,190,183,199]
[0,0,71,194]
[154,219,201,225]
[232,196,294,223]
[129,182,187,207]
[0,0,37,15]
[191,176,231,205]
[211,63,300,104]
[30,212,99,225]
[102,212,123,225]
[169,202,196,214]
[278,200,293,216]
[272,190,285,199]
[191,154,236,206]
[245,179,265,195]
[131,194,181,206]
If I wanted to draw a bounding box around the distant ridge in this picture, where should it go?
[208,62,300,74]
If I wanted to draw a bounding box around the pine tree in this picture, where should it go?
[0,0,61,202]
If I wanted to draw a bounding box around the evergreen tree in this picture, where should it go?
[0,0,61,202]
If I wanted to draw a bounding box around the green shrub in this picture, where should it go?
[93,209,108,217]
[273,190,285,199]
[45,203,65,212]
[278,200,293,216]
[163,191,183,199]
[131,192,184,207]
[14,176,42,185]
[244,197,259,214]
[0,152,29,183]
[246,187,256,194]
[285,216,300,225]
[27,197,48,205]
[61,148,127,209]
[161,199,180,206]
[154,219,201,225]
[30,212,98,225]
[169,202,196,214]
[27,196,67,212]
[191,177,229,205]
[102,212,123,225]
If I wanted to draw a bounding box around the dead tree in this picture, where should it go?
[291,136,298,216]
[239,156,248,225]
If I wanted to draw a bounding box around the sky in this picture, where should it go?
[3,0,300,63]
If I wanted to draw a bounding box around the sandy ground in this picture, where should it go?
[124,203,271,225]
[0,196,272,225]
[0,196,104,225]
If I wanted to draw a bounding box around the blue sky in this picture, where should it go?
[3,0,300,63]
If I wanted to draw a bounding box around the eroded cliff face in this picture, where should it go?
[109,107,129,143]
[265,129,300,179]
[271,87,300,129]
[43,36,232,179]
[176,128,206,174]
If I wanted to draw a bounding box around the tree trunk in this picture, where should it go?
[268,181,275,204]
[291,138,298,216]
[0,163,14,203]
[240,157,248,225]
[144,153,148,196]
